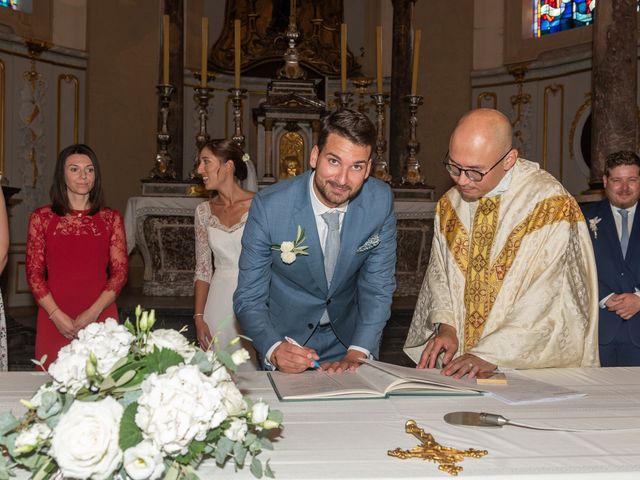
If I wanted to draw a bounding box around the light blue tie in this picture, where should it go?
[321,210,341,285]
[319,211,340,325]
[619,209,629,258]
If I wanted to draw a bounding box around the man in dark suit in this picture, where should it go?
[234,109,396,373]
[581,151,640,366]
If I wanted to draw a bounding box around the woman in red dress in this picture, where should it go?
[26,144,128,368]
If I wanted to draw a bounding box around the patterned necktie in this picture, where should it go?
[321,210,341,285]
[619,209,629,258]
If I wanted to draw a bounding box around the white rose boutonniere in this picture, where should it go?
[272,225,309,264]
[589,216,602,238]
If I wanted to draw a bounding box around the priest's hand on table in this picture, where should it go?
[272,342,320,373]
[320,349,366,374]
[441,353,497,380]
[417,323,458,369]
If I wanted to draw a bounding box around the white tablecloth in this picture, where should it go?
[3,368,640,479]
[123,196,203,254]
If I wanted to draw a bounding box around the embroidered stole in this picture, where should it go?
[438,194,584,352]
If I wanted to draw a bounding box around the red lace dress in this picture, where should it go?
[26,206,128,367]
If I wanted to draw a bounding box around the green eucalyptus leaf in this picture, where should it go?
[215,437,234,465]
[0,412,18,436]
[120,389,143,408]
[265,460,275,479]
[250,457,263,478]
[259,437,273,451]
[216,349,235,371]
[268,409,283,425]
[233,441,247,467]
[119,402,143,450]
[163,462,180,480]
[190,350,213,374]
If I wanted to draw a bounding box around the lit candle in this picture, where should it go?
[234,19,241,89]
[201,17,208,87]
[411,29,421,96]
[162,15,170,85]
[376,25,383,94]
[341,23,347,92]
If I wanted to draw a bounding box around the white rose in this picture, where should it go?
[49,397,123,480]
[14,423,52,454]
[123,440,165,480]
[231,348,250,366]
[145,329,195,362]
[224,418,248,442]
[280,241,295,253]
[281,251,296,264]
[219,381,246,416]
[251,401,269,424]
[135,365,226,456]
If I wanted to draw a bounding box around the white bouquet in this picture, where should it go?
[0,306,282,479]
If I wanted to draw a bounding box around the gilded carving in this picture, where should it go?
[279,131,304,178]
[476,91,497,109]
[209,0,359,77]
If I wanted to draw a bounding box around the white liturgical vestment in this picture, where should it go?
[404,159,600,368]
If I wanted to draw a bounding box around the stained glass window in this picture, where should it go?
[0,0,32,13]
[534,0,595,37]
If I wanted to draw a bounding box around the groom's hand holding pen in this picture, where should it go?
[271,337,320,373]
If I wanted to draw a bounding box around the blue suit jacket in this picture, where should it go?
[580,200,640,345]
[233,170,397,360]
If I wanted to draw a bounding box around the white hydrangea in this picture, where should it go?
[219,381,247,417]
[144,329,195,362]
[135,365,228,456]
[48,319,134,394]
[224,418,248,442]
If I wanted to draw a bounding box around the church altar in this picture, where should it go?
[124,195,435,298]
[3,367,640,479]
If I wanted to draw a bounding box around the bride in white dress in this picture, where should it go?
[194,139,259,370]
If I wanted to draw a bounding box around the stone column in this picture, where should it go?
[389,0,415,183]
[163,0,184,178]
[591,0,637,190]
[263,118,275,181]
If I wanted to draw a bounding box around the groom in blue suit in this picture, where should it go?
[581,151,640,366]
[234,109,396,373]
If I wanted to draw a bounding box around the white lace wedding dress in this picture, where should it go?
[194,202,259,371]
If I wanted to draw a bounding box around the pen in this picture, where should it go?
[284,336,321,369]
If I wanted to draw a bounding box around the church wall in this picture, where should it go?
[0,35,87,307]
[414,0,474,198]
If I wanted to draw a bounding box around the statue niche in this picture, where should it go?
[279,131,304,178]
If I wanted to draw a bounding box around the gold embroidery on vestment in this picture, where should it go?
[438,194,584,352]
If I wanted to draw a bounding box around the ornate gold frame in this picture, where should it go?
[476,91,497,109]
[543,84,564,180]
[57,74,80,154]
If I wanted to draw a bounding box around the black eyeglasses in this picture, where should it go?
[443,149,513,182]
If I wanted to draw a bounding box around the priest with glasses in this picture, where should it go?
[404,108,599,378]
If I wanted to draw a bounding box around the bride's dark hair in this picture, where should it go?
[198,139,247,181]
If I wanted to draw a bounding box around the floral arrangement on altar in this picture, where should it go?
[0,307,282,480]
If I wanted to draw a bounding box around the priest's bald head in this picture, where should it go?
[445,108,518,201]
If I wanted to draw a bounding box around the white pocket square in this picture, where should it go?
[356,233,380,253]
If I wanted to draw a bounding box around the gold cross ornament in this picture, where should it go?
[388,420,488,476]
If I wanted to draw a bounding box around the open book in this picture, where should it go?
[267,359,585,404]
[267,359,483,401]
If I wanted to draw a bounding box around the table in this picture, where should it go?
[4,368,640,479]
